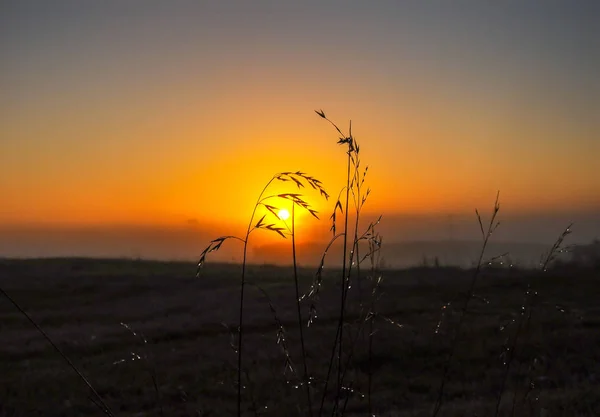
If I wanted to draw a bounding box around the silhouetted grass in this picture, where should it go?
[1,110,596,417]
[197,170,328,416]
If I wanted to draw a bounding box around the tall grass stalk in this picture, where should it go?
[313,110,355,415]
[337,137,352,410]
[493,224,574,417]
[0,285,114,417]
[367,232,383,415]
[340,141,373,411]
[200,111,381,415]
[197,171,327,416]
[312,110,384,416]
[432,192,501,417]
[332,219,385,416]
[291,203,313,415]
[335,226,384,417]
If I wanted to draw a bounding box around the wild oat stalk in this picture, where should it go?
[339,137,373,413]
[312,110,384,416]
[197,171,327,416]
[336,122,352,413]
[312,110,356,415]
[432,192,501,417]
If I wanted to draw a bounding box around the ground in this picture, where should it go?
[1,259,599,416]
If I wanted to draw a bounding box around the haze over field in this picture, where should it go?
[1,1,599,261]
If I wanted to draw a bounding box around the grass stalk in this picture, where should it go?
[333,222,383,416]
[335,147,352,411]
[432,192,501,417]
[495,224,573,417]
[313,110,357,416]
[367,234,382,415]
[313,110,380,416]
[0,286,114,417]
[292,203,313,416]
[236,177,278,416]
[198,171,327,416]
[119,322,163,417]
[237,240,249,417]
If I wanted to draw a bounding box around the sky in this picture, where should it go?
[1,1,599,259]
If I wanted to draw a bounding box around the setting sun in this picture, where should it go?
[278,209,290,221]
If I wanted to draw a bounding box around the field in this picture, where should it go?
[1,258,599,417]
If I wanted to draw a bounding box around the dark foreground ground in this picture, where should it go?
[0,259,599,417]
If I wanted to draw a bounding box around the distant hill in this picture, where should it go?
[1,223,585,268]
[251,240,555,268]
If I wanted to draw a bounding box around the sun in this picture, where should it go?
[278,208,290,221]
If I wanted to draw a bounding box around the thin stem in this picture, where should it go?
[432,255,486,416]
[0,286,114,417]
[318,157,352,417]
[238,176,277,416]
[350,167,364,393]
[292,203,313,416]
[332,159,365,416]
[495,307,525,416]
[367,236,381,416]
[500,224,572,416]
[335,150,352,412]
[432,194,500,417]
[318,316,341,415]
[120,323,163,417]
[222,236,249,244]
[336,235,382,417]
[332,305,371,416]
[353,207,362,306]
[367,312,374,415]
[151,368,164,417]
[511,305,539,417]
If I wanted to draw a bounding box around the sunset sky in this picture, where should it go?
[1,1,599,258]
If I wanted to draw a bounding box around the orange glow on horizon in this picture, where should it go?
[1,63,598,232]
[2,2,599,262]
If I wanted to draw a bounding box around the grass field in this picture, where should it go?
[1,258,599,416]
